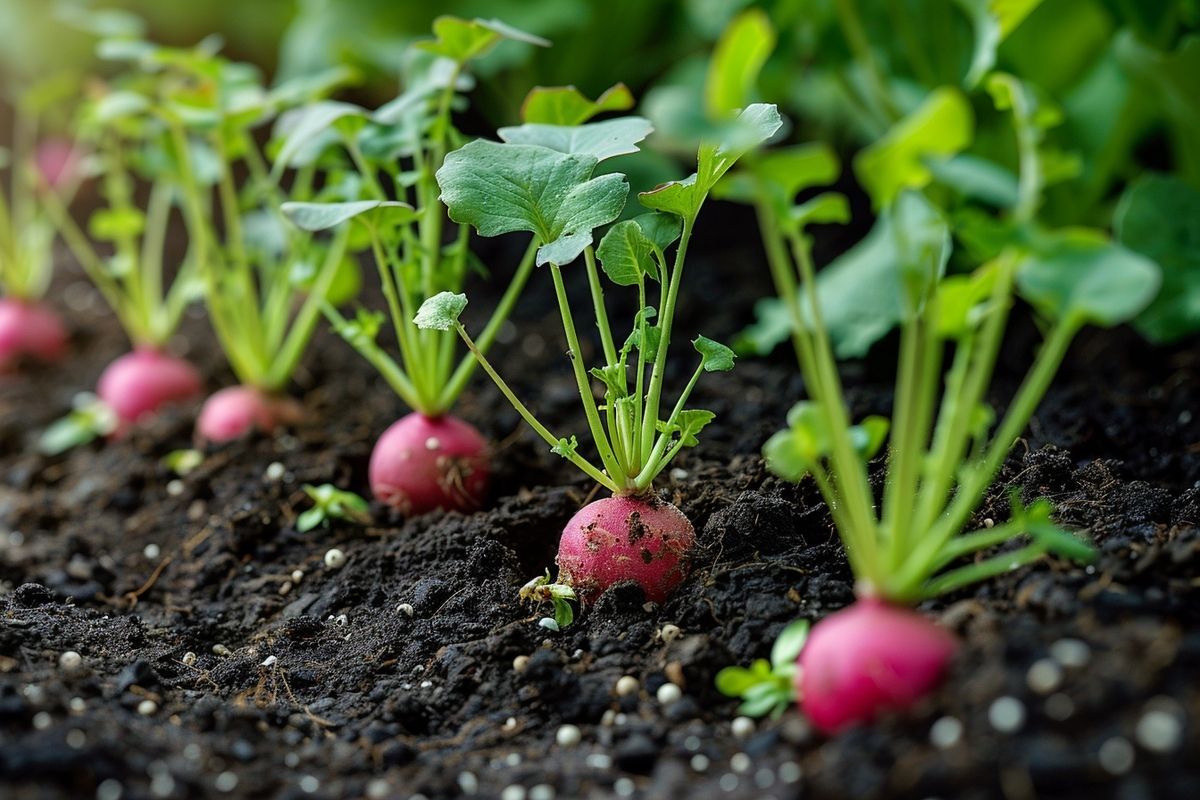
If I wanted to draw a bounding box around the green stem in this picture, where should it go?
[324,303,422,410]
[640,218,694,463]
[583,246,618,366]
[454,323,619,493]
[920,544,1046,599]
[437,237,538,412]
[895,318,1078,597]
[550,263,625,485]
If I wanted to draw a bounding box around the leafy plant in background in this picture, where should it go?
[0,76,88,371]
[279,17,557,516]
[95,34,367,444]
[746,70,1158,732]
[415,101,779,606]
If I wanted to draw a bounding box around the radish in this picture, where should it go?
[97,348,203,428]
[368,412,490,514]
[34,138,84,191]
[196,386,303,443]
[0,297,68,369]
[797,598,957,733]
[556,495,695,603]
[414,105,775,617]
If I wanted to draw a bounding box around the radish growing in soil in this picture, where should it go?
[0,84,87,370]
[280,18,572,514]
[35,74,209,450]
[417,102,781,608]
[724,70,1159,731]
[116,41,375,445]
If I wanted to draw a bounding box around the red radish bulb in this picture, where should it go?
[35,138,83,190]
[798,598,957,734]
[0,297,68,369]
[557,495,695,604]
[368,412,489,514]
[196,386,302,443]
[97,347,202,427]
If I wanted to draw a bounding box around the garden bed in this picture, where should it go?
[2,234,1199,800]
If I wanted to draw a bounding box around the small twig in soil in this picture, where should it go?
[123,555,174,608]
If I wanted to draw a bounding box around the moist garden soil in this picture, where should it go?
[2,214,1199,800]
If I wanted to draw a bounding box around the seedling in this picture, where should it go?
[415,102,780,604]
[519,571,577,629]
[279,18,572,515]
[741,75,1158,733]
[715,620,808,719]
[298,484,371,533]
[0,76,87,369]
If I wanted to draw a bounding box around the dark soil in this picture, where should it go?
[2,223,1199,800]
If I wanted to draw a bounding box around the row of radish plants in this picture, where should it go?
[0,10,1181,734]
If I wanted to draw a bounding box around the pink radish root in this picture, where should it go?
[196,385,303,443]
[0,297,68,369]
[368,412,490,514]
[556,495,695,604]
[798,598,957,734]
[97,347,202,428]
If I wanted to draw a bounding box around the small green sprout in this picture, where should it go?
[298,484,371,533]
[715,620,809,719]
[519,570,577,629]
[38,394,118,455]
[162,449,204,476]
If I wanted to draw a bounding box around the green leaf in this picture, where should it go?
[928,155,1020,207]
[715,665,761,697]
[596,220,658,286]
[271,100,366,173]
[414,292,468,331]
[639,104,782,222]
[854,88,974,209]
[770,620,810,671]
[334,309,384,349]
[39,394,117,456]
[1016,231,1161,328]
[764,402,889,482]
[721,143,841,213]
[658,409,716,448]
[162,449,204,476]
[88,208,145,242]
[522,83,635,125]
[436,139,628,267]
[693,336,735,372]
[789,192,851,230]
[793,192,951,358]
[958,0,1042,88]
[552,596,575,629]
[705,8,776,117]
[416,16,549,63]
[497,117,653,161]
[1028,522,1096,564]
[632,213,682,252]
[296,507,325,533]
[551,436,579,459]
[281,200,416,231]
[935,263,999,340]
[300,483,370,530]
[1114,175,1200,343]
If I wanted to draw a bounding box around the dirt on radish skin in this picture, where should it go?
[368,412,490,514]
[96,347,203,427]
[0,297,68,369]
[195,386,302,443]
[798,598,958,734]
[556,495,695,604]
